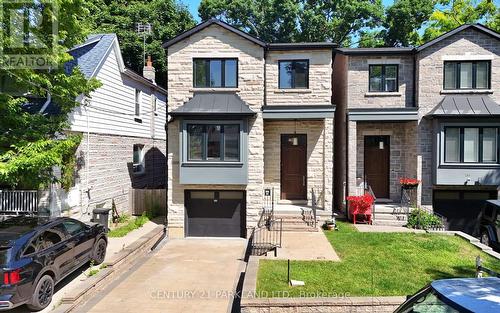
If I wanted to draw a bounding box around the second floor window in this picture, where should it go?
[444,61,490,90]
[187,124,240,162]
[279,60,309,89]
[193,58,237,88]
[444,127,498,164]
[135,89,141,116]
[369,64,398,92]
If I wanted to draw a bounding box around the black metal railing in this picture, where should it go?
[303,188,317,228]
[0,190,38,215]
[250,218,282,256]
[259,187,275,227]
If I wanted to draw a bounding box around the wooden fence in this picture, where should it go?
[129,188,166,216]
[0,190,38,214]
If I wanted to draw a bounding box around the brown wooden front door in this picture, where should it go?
[364,136,390,199]
[281,134,307,200]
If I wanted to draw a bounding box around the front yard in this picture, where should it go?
[257,222,500,297]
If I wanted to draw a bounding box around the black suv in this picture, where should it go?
[0,216,107,311]
[480,200,500,252]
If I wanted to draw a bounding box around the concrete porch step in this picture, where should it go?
[374,213,408,221]
[280,226,319,232]
[372,219,407,227]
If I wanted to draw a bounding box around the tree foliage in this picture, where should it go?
[89,0,196,87]
[199,0,384,46]
[0,0,101,189]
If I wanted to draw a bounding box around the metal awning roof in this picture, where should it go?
[262,105,335,119]
[427,95,500,118]
[169,92,256,117]
[348,107,419,121]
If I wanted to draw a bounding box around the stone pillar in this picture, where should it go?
[347,120,357,198]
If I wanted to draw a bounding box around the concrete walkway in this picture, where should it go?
[354,224,426,233]
[73,238,247,313]
[263,231,340,261]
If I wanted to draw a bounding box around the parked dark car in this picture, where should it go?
[479,200,500,252]
[0,216,107,311]
[395,277,500,313]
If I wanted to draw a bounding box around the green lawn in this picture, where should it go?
[257,222,500,297]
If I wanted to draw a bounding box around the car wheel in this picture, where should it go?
[27,275,54,311]
[480,231,490,246]
[92,238,107,265]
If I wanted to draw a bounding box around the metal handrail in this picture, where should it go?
[250,218,282,256]
[311,188,317,228]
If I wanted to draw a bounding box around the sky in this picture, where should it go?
[180,0,400,21]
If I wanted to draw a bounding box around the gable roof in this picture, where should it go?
[162,19,267,48]
[417,24,500,52]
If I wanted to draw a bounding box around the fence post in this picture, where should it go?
[476,255,483,278]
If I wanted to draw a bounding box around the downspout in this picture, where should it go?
[38,92,51,114]
[83,98,91,215]
[263,46,267,107]
[413,50,417,108]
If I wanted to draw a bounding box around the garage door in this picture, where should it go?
[185,191,246,237]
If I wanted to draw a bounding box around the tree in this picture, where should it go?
[423,0,499,41]
[0,0,101,189]
[199,0,301,42]
[199,0,384,45]
[89,0,196,87]
[381,0,436,46]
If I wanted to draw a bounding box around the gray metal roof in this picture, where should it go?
[427,95,500,117]
[65,34,116,78]
[335,47,415,55]
[170,92,256,116]
[262,105,335,119]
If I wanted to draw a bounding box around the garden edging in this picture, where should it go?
[240,256,405,313]
[51,225,164,313]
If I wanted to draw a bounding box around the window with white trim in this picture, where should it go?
[133,144,145,173]
[444,127,499,164]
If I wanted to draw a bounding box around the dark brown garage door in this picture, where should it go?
[185,191,246,237]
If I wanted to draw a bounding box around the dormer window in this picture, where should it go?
[444,61,490,90]
[193,58,238,88]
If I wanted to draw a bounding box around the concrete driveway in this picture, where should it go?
[74,238,247,313]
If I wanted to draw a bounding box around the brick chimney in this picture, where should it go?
[143,55,156,83]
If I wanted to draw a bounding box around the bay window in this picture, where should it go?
[444,127,499,164]
[443,61,491,90]
[187,123,240,162]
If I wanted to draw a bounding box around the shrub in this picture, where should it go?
[407,208,443,230]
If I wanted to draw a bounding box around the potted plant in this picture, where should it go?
[400,177,420,189]
[322,219,336,230]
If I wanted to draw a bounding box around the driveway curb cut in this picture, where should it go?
[51,225,164,313]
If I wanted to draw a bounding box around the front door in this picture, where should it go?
[364,136,390,199]
[281,134,307,200]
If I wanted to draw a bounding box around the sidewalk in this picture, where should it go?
[10,219,164,313]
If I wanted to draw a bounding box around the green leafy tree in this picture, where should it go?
[89,0,196,87]
[381,0,437,46]
[199,0,384,45]
[0,0,101,189]
[423,0,499,41]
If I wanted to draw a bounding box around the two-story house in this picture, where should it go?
[38,34,167,220]
[163,20,335,237]
[334,24,500,231]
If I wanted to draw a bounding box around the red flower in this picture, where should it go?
[400,177,420,186]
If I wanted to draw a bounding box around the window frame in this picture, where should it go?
[134,89,141,116]
[185,122,242,163]
[22,223,68,256]
[443,61,491,90]
[368,64,399,92]
[443,126,500,165]
[278,59,310,89]
[133,144,145,174]
[192,58,238,88]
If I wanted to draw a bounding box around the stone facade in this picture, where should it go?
[416,28,500,205]
[266,49,332,105]
[264,119,334,211]
[66,132,166,221]
[167,25,265,235]
[347,55,414,108]
[354,122,417,202]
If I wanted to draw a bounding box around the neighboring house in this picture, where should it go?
[163,19,499,238]
[38,34,167,220]
[163,20,335,238]
[334,24,500,232]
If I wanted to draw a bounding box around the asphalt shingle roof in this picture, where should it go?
[65,34,116,78]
